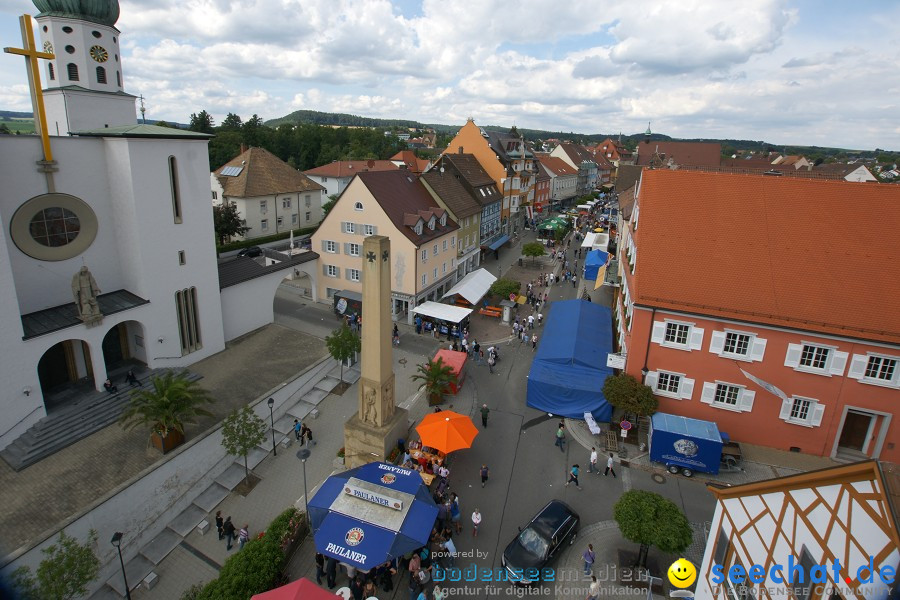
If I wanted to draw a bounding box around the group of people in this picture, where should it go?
[293,419,313,446]
[214,511,250,551]
[103,369,142,394]
[315,551,400,598]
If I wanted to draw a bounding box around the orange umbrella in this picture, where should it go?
[416,411,479,453]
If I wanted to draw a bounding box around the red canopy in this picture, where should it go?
[434,349,466,394]
[251,578,335,600]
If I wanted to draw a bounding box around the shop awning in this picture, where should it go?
[412,301,473,323]
[441,268,497,305]
[487,234,510,251]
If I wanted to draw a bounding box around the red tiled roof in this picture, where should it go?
[215,147,324,198]
[537,156,577,176]
[390,150,430,174]
[304,160,398,178]
[357,171,458,245]
[633,170,900,344]
[635,140,721,167]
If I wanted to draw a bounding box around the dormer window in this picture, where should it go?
[428,216,435,230]
[414,223,423,235]
[440,214,447,226]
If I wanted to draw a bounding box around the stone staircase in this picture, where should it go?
[0,369,202,472]
[94,361,360,598]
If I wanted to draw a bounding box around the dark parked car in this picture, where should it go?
[501,500,579,584]
[237,246,262,257]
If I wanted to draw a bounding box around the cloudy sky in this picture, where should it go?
[1,0,898,150]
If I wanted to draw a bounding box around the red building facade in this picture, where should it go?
[617,170,900,461]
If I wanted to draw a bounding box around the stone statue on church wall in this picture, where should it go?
[72,265,102,326]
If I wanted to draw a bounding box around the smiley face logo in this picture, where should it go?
[668,558,697,589]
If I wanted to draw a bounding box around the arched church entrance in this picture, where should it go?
[102,320,146,373]
[38,339,93,412]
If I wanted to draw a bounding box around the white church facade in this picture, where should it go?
[0,0,319,453]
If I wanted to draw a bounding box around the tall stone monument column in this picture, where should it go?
[343,236,409,468]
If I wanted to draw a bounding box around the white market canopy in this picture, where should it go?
[581,232,610,249]
[577,204,592,210]
[412,301,473,324]
[441,268,497,305]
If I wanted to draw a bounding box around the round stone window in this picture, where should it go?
[11,194,98,261]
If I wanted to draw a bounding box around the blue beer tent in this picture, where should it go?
[526,300,614,421]
[308,462,438,571]
[583,249,609,281]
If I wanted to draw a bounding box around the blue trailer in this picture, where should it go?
[648,413,742,477]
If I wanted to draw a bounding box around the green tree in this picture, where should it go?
[325,323,361,383]
[220,112,243,131]
[213,202,249,245]
[221,405,268,483]
[321,194,339,219]
[120,371,214,451]
[602,373,658,419]
[521,242,546,265]
[488,277,520,300]
[0,122,11,134]
[189,110,215,133]
[12,530,100,600]
[613,490,692,568]
[411,357,455,406]
[154,120,172,128]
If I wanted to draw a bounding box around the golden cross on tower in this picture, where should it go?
[4,14,55,162]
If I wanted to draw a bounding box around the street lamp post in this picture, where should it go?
[267,397,276,456]
[110,532,132,600]
[296,448,311,529]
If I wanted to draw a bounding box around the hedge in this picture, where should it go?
[217,227,318,254]
[191,507,307,600]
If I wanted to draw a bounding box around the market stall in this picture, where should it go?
[412,301,473,337]
[441,268,497,307]
[432,348,467,394]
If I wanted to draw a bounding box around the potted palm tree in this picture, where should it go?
[411,357,455,406]
[120,370,214,453]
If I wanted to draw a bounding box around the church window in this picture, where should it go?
[62,26,73,33]
[178,250,186,265]
[96,66,106,84]
[65,45,75,54]
[67,63,79,81]
[29,207,81,247]
[116,71,120,87]
[175,287,202,355]
[92,31,102,38]
[211,191,217,200]
[48,63,54,80]
[168,156,182,223]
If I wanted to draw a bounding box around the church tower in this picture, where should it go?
[32,0,136,134]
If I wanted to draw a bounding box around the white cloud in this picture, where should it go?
[0,0,898,149]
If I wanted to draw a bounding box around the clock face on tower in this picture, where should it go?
[43,40,53,54]
[89,45,108,63]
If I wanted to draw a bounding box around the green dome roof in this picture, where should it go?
[33,0,120,27]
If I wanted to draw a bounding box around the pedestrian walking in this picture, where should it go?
[480,464,489,487]
[215,511,224,540]
[472,509,482,537]
[449,493,462,534]
[532,333,538,351]
[566,464,581,489]
[589,447,598,474]
[605,453,617,477]
[294,419,302,442]
[537,312,543,326]
[238,524,250,550]
[528,314,535,329]
[302,422,314,446]
[326,556,338,588]
[487,353,495,373]
[583,544,596,575]
[462,337,468,355]
[555,424,566,451]
[588,575,600,600]
[223,516,236,550]
[472,341,480,362]
[315,552,326,585]
[480,404,490,427]
[572,275,577,288]
[393,324,400,346]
